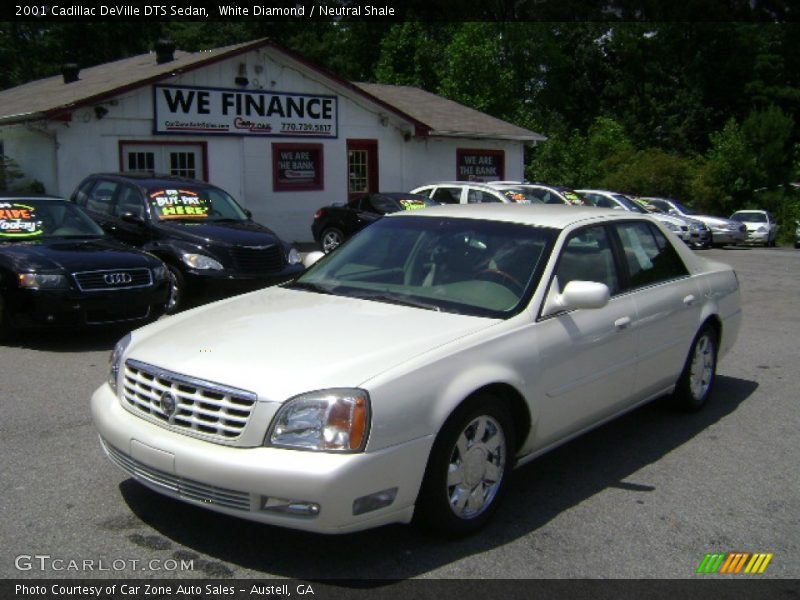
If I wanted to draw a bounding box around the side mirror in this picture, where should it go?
[244,208,253,219]
[543,280,610,316]
[121,212,145,226]
[303,251,325,269]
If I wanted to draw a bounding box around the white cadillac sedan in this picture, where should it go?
[92,205,741,536]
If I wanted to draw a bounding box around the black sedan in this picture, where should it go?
[0,195,169,339]
[312,192,437,253]
[71,173,305,312]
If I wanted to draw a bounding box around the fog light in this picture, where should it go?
[352,487,398,516]
[260,496,320,517]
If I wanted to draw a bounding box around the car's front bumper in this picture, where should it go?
[183,264,305,299]
[710,230,747,245]
[743,230,769,244]
[91,384,432,534]
[5,283,169,329]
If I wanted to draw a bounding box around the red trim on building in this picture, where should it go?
[272,143,324,192]
[346,139,379,199]
[117,140,209,181]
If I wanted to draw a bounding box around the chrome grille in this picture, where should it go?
[231,245,285,273]
[73,268,152,291]
[103,440,251,511]
[122,359,257,442]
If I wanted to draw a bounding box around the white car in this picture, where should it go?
[92,205,742,535]
[410,181,513,204]
[487,181,593,206]
[729,210,778,247]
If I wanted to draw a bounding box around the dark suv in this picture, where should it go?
[70,174,304,312]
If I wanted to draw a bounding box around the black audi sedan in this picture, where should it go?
[0,195,169,339]
[70,174,304,312]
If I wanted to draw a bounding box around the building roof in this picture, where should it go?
[354,82,546,143]
[0,38,544,143]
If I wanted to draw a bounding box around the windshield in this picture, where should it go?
[495,187,544,204]
[612,194,647,213]
[669,199,698,215]
[292,216,557,318]
[0,199,104,240]
[561,190,595,206]
[146,186,248,222]
[731,212,766,223]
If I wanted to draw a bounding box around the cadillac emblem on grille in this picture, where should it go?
[103,272,133,285]
[158,391,177,419]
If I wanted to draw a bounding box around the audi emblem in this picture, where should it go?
[103,272,133,285]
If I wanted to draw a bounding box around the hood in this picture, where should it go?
[125,287,499,402]
[651,214,687,227]
[157,219,280,247]
[0,237,156,272]
[693,215,739,228]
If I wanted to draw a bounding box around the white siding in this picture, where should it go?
[0,46,530,242]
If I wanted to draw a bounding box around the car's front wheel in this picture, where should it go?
[414,394,515,535]
[673,324,718,411]
[166,265,186,314]
[320,228,344,253]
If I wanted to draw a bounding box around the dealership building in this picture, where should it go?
[0,38,544,242]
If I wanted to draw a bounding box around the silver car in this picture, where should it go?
[730,210,778,247]
[578,189,693,245]
[642,197,746,247]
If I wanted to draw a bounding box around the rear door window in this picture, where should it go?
[615,221,688,289]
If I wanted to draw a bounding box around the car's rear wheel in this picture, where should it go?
[414,393,515,536]
[166,265,186,314]
[320,228,344,253]
[673,324,718,411]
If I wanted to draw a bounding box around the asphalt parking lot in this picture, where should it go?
[0,246,798,581]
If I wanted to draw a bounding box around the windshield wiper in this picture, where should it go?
[283,281,337,295]
[352,291,441,312]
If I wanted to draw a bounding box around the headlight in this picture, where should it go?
[108,333,132,393]
[152,264,168,281]
[17,273,68,289]
[181,253,223,270]
[268,388,370,452]
[756,226,767,233]
[287,247,302,265]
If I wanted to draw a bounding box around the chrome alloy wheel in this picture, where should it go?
[445,415,507,519]
[321,229,343,253]
[689,332,715,401]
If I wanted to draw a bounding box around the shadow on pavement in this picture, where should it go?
[118,375,758,583]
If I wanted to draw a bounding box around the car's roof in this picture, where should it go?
[0,193,63,201]
[387,202,640,229]
[86,172,213,187]
[413,181,503,190]
[731,209,767,213]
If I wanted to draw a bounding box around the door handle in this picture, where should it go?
[683,294,696,306]
[614,316,631,330]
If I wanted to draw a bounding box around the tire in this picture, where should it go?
[672,325,718,412]
[165,265,186,314]
[320,228,344,253]
[414,393,515,536]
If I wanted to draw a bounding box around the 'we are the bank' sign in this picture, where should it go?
[153,85,338,138]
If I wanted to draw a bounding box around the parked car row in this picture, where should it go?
[1,174,304,339]
[312,182,734,254]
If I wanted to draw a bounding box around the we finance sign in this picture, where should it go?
[154,85,338,138]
